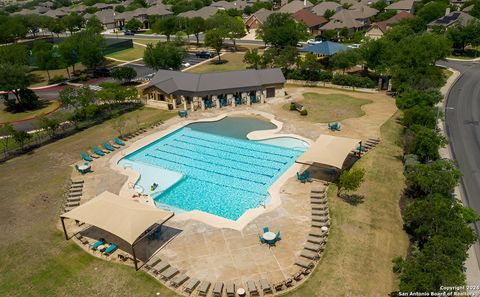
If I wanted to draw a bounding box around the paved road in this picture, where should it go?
[103,33,266,46]
[438,59,480,270]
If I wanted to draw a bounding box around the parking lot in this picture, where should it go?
[128,52,213,82]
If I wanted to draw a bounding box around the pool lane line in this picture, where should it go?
[153,147,275,178]
[164,143,282,172]
[173,138,289,165]
[145,153,268,186]
[182,133,296,159]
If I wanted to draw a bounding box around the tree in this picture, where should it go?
[85,16,103,33]
[359,38,391,74]
[243,48,262,69]
[331,49,361,74]
[151,16,180,41]
[111,66,137,83]
[323,9,335,20]
[187,16,206,46]
[402,105,438,129]
[257,13,308,48]
[471,0,480,18]
[62,13,84,34]
[143,42,187,70]
[227,16,246,51]
[0,44,29,66]
[97,82,138,104]
[124,18,143,32]
[204,29,225,62]
[395,89,443,110]
[32,40,57,81]
[409,125,446,161]
[36,114,60,139]
[47,18,65,37]
[0,16,28,43]
[58,86,96,109]
[12,129,31,151]
[74,30,105,69]
[417,1,448,23]
[405,159,461,197]
[446,21,480,51]
[0,124,15,158]
[0,64,30,106]
[58,37,79,78]
[338,167,366,196]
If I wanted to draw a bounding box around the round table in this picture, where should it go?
[262,232,276,241]
[78,164,90,171]
[321,226,329,232]
[237,288,246,297]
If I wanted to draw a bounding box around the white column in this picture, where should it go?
[181,96,187,110]
[201,99,205,110]
[242,92,247,105]
[171,96,177,109]
[191,100,195,111]
[211,95,219,109]
[262,90,267,103]
[228,94,234,107]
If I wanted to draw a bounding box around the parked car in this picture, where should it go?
[195,51,213,58]
[307,39,322,45]
[348,44,360,49]
[124,30,135,36]
[182,62,191,68]
[86,67,111,77]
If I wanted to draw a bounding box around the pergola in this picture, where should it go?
[296,134,361,169]
[60,191,174,270]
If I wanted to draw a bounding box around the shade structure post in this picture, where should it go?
[132,244,138,271]
[61,217,69,240]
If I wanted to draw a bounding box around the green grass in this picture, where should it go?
[283,112,409,296]
[106,45,145,61]
[187,52,247,73]
[0,107,176,297]
[28,64,86,87]
[0,100,59,123]
[283,92,372,123]
[131,39,157,46]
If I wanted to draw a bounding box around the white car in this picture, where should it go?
[307,39,322,45]
[348,44,360,49]
[182,62,191,68]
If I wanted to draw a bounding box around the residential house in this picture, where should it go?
[365,11,413,39]
[178,6,219,19]
[71,4,88,14]
[385,0,415,14]
[93,3,115,11]
[427,11,477,30]
[44,8,69,18]
[12,7,46,15]
[116,5,172,29]
[279,0,313,14]
[321,6,378,32]
[293,8,327,35]
[244,8,273,31]
[310,1,342,17]
[210,0,248,10]
[91,9,117,29]
[39,1,55,9]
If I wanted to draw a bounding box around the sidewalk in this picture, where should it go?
[437,66,480,285]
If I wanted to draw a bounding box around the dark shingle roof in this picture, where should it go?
[147,69,285,95]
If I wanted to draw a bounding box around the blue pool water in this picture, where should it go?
[119,126,306,220]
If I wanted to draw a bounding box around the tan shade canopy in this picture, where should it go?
[61,191,174,245]
[297,134,361,169]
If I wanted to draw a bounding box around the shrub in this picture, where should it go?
[300,109,308,116]
[285,69,333,82]
[79,73,89,81]
[408,125,446,161]
[332,74,376,88]
[396,89,443,110]
[402,105,439,129]
[48,75,66,85]
[338,167,366,195]
[289,102,296,110]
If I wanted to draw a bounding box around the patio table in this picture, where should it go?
[78,164,90,171]
[262,232,276,241]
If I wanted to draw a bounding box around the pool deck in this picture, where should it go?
[66,90,396,294]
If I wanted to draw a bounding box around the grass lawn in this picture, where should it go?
[29,64,86,88]
[0,100,59,123]
[132,39,157,46]
[283,92,372,123]
[0,107,177,297]
[187,52,247,73]
[284,112,409,296]
[106,45,145,61]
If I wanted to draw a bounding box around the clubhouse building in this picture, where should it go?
[142,69,286,110]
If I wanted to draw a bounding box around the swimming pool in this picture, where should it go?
[119,120,307,221]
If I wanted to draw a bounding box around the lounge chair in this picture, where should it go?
[311,186,325,193]
[81,152,93,162]
[70,183,83,189]
[304,242,322,252]
[226,281,235,297]
[246,280,259,296]
[103,243,117,255]
[263,227,269,233]
[311,198,327,205]
[293,270,303,281]
[235,96,242,105]
[184,278,200,294]
[170,273,189,287]
[310,192,325,198]
[295,257,314,269]
[260,279,272,294]
[297,172,307,183]
[103,142,115,151]
[198,281,211,297]
[153,261,170,273]
[93,147,105,156]
[109,141,120,149]
[309,228,327,237]
[160,267,179,280]
[302,170,313,182]
[259,234,266,244]
[312,215,329,223]
[66,201,80,207]
[71,179,84,184]
[285,278,294,287]
[312,210,328,216]
[300,249,319,260]
[114,137,126,146]
[274,282,284,291]
[91,238,105,250]
[312,204,328,210]
[68,192,82,198]
[213,282,223,297]
[312,221,329,228]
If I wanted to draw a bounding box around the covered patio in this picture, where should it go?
[296,134,361,180]
[60,191,174,270]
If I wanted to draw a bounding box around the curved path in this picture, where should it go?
[438,59,480,274]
